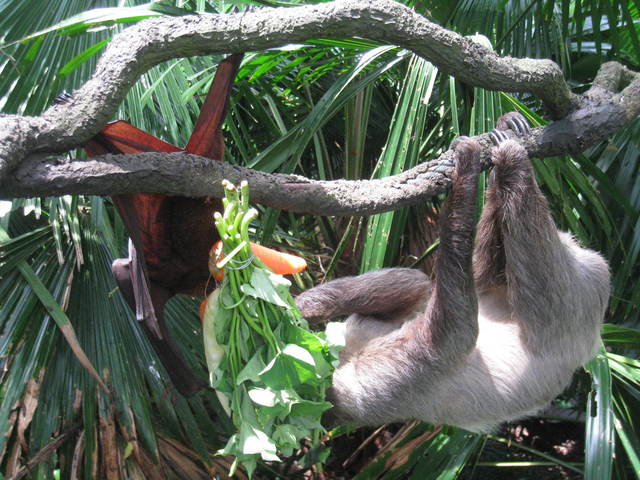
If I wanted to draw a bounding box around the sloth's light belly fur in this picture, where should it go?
[333,285,600,432]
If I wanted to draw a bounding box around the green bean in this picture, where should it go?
[240,180,249,210]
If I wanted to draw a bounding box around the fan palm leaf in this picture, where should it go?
[1,0,640,478]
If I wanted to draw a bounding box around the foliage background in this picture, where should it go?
[0,0,639,478]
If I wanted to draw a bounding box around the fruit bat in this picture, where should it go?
[81,54,243,395]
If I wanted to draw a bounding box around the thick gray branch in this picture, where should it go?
[0,0,639,209]
[1,0,586,184]
[3,73,638,216]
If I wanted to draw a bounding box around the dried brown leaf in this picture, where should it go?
[98,392,122,480]
[1,407,19,462]
[382,424,442,473]
[17,371,44,452]
[5,435,22,478]
[7,424,80,480]
[70,429,85,480]
[59,323,109,393]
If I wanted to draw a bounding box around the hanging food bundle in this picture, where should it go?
[201,180,339,476]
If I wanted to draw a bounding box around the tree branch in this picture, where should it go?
[0,0,639,209]
[3,67,638,216]
[0,0,597,183]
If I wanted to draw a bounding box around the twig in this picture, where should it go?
[7,424,80,480]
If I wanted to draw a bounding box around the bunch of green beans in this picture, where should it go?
[213,180,279,379]
[205,180,337,477]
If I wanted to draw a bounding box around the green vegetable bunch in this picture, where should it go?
[202,180,337,477]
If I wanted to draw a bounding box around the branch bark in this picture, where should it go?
[0,0,639,213]
[3,64,639,216]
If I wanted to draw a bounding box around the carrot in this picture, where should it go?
[249,242,307,274]
[207,240,307,280]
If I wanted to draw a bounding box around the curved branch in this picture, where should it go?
[1,149,458,216]
[3,76,639,216]
[1,0,587,184]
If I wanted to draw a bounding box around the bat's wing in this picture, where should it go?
[185,53,243,159]
[86,126,201,393]
[83,54,243,395]
[85,124,177,338]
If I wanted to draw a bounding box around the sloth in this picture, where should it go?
[295,113,610,432]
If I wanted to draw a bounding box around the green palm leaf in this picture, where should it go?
[1,0,640,478]
[360,55,438,271]
[584,347,615,480]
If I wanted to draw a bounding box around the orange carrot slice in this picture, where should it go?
[207,240,307,281]
[248,242,307,275]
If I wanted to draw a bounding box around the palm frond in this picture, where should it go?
[361,54,439,271]
[2,0,640,478]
